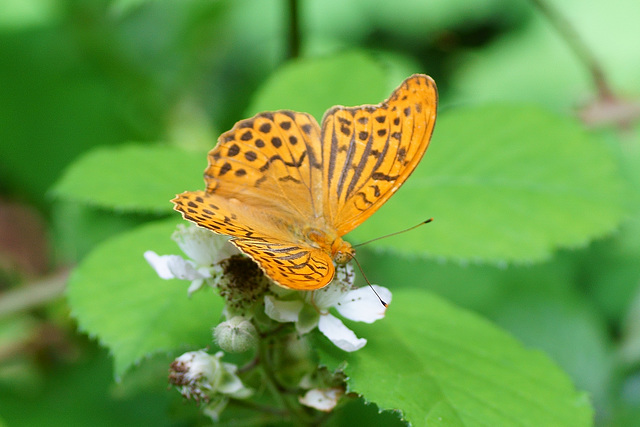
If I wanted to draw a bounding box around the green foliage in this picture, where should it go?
[3,0,640,425]
[450,0,640,109]
[0,345,199,426]
[66,218,223,379]
[317,289,592,426]
[51,144,207,214]
[64,216,593,424]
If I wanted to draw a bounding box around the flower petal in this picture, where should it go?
[318,314,366,352]
[264,295,303,323]
[144,251,208,281]
[334,285,392,324]
[299,388,344,412]
[144,251,178,279]
[219,362,253,398]
[187,279,205,296]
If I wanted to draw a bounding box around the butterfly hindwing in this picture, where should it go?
[173,190,297,241]
[320,74,437,236]
[173,190,335,290]
[231,238,335,290]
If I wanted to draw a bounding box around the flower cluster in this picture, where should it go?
[145,225,392,420]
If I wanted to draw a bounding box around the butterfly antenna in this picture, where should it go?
[353,218,434,248]
[351,255,387,307]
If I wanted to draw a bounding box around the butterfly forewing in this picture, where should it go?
[204,111,324,221]
[320,75,437,236]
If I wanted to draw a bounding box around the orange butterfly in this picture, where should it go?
[173,74,437,290]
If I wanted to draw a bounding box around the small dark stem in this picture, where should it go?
[529,0,614,99]
[238,354,260,374]
[230,398,289,417]
[286,0,301,59]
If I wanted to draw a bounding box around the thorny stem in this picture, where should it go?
[529,0,614,99]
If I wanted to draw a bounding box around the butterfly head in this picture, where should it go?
[305,228,354,265]
[331,239,355,265]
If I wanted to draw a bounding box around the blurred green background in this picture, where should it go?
[1,0,639,425]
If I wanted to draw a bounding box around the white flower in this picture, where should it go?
[169,350,252,420]
[264,265,392,352]
[144,225,239,295]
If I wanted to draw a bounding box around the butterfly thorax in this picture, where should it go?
[304,227,355,265]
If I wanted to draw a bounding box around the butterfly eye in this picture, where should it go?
[333,249,354,265]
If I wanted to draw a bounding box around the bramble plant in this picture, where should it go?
[2,0,640,426]
[146,225,391,421]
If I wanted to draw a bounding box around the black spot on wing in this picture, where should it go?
[259,123,271,133]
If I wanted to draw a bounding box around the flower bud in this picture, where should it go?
[213,316,258,353]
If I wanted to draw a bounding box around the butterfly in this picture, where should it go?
[172,74,437,290]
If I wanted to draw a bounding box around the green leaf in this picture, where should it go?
[492,292,613,415]
[351,105,627,263]
[67,218,222,379]
[247,51,391,122]
[318,289,593,426]
[51,200,155,263]
[580,136,640,323]
[51,143,207,213]
[327,397,406,426]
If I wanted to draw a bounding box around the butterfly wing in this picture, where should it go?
[231,238,334,290]
[201,111,324,221]
[319,74,437,236]
[173,190,335,290]
[173,110,335,290]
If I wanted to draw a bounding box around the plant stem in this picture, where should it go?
[286,0,301,59]
[0,268,70,319]
[529,0,614,99]
[230,398,289,417]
